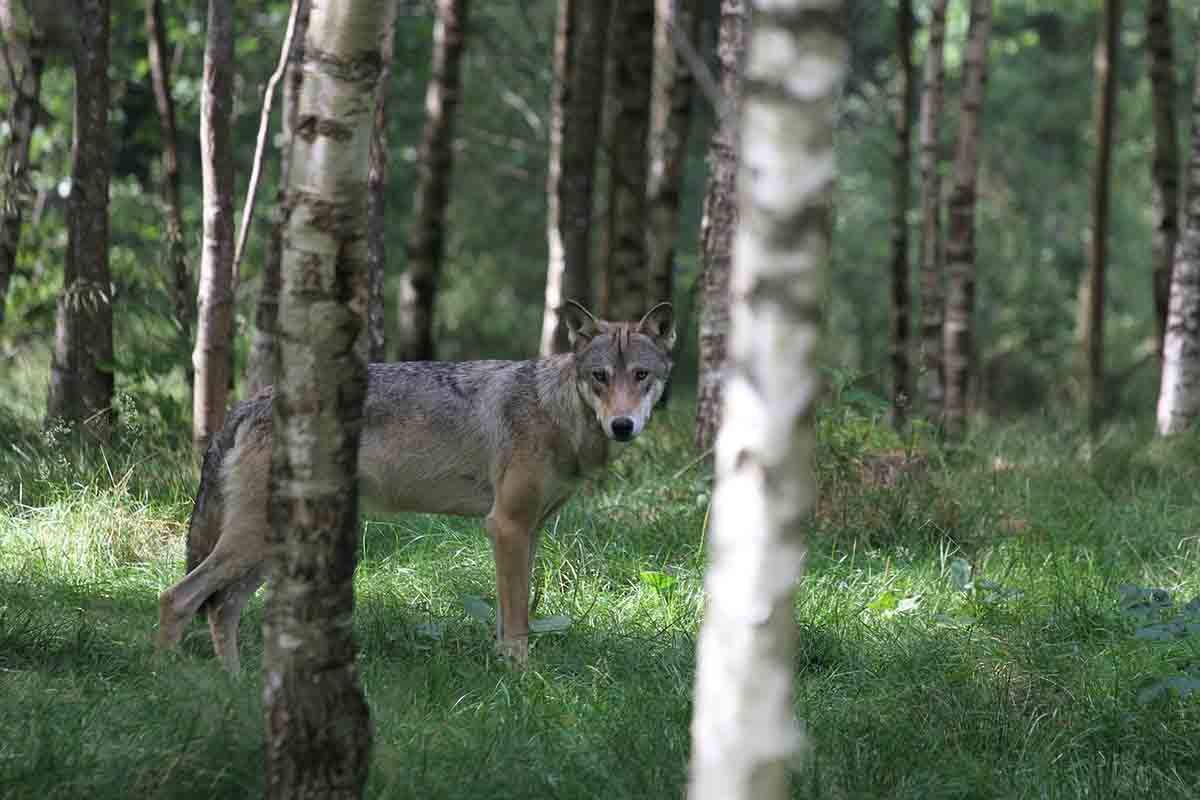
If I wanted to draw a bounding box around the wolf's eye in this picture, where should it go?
[634,369,650,382]
[592,369,609,385]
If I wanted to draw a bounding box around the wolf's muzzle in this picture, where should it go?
[611,417,635,441]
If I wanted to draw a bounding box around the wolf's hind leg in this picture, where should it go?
[207,568,264,674]
[156,543,263,658]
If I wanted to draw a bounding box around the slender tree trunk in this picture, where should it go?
[366,6,397,364]
[694,0,744,451]
[688,3,845,798]
[890,0,916,426]
[1156,30,1200,436]
[396,0,469,362]
[1079,0,1122,431]
[145,0,193,385]
[918,0,949,419]
[0,3,45,325]
[942,0,992,441]
[247,0,310,395]
[1147,0,1179,358]
[263,0,392,795]
[539,0,612,356]
[600,0,654,322]
[646,0,700,308]
[46,0,113,437]
[192,0,236,453]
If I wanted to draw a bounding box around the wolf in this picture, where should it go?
[156,301,675,672]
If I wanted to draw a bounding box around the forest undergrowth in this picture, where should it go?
[1,359,1198,799]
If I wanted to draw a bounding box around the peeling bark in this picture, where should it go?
[540,0,612,356]
[262,1,393,796]
[397,0,469,362]
[942,0,992,441]
[687,2,845,797]
[694,0,743,452]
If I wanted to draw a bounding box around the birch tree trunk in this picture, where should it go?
[1155,30,1200,436]
[694,0,744,451]
[0,0,45,325]
[942,0,992,441]
[1147,0,1179,358]
[366,5,397,363]
[918,0,949,419]
[539,0,612,356]
[646,0,700,309]
[145,0,193,383]
[600,0,654,322]
[247,0,310,395]
[262,0,392,795]
[890,0,916,426]
[396,0,469,362]
[1078,0,1121,432]
[46,0,113,437]
[688,2,845,797]
[192,0,236,452]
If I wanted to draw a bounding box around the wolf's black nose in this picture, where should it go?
[611,417,635,441]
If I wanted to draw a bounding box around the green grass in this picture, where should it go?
[2,384,1200,798]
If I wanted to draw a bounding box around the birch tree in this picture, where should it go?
[396,0,469,362]
[1147,0,1178,357]
[247,0,310,395]
[600,0,654,321]
[192,0,235,452]
[262,0,394,794]
[1078,0,1121,431]
[694,0,744,451]
[367,4,397,363]
[890,0,915,425]
[918,0,949,419]
[45,0,113,436]
[942,0,992,441]
[688,1,845,798]
[539,0,612,356]
[1156,29,1200,436]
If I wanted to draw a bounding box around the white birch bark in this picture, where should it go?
[1156,32,1200,436]
[687,2,846,798]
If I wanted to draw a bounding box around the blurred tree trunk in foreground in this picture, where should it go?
[397,0,469,362]
[263,0,393,795]
[1156,28,1200,436]
[46,0,113,438]
[646,0,700,311]
[540,0,612,356]
[1147,0,1179,359]
[918,0,949,420]
[693,0,743,452]
[599,0,654,321]
[687,1,845,798]
[1078,0,1121,432]
[191,0,235,453]
[247,0,310,395]
[367,5,397,363]
[890,0,915,426]
[942,0,992,441]
[0,0,46,325]
[145,0,193,386]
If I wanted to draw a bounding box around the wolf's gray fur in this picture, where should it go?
[158,302,675,672]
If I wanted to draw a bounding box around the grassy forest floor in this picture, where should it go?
[1,351,1199,798]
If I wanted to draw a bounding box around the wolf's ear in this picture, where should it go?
[637,302,676,351]
[562,300,602,350]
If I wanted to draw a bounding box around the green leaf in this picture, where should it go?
[640,570,677,592]
[868,590,898,612]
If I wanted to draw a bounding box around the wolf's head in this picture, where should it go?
[563,301,676,443]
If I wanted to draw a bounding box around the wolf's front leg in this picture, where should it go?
[485,470,543,665]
